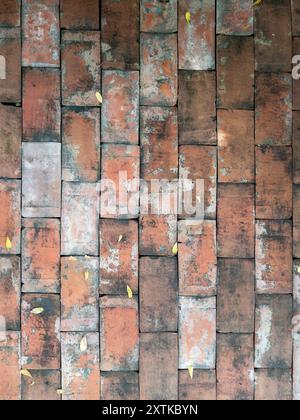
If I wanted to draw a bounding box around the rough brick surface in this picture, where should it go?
[0,332,20,400]
[0,0,20,27]
[217,0,253,35]
[292,0,300,35]
[293,37,300,110]
[140,214,177,257]
[101,372,139,401]
[0,105,21,178]
[0,28,21,102]
[0,180,21,255]
[294,186,300,257]
[60,0,99,30]
[179,370,216,401]
[141,0,178,33]
[0,257,20,330]
[293,112,300,183]
[22,370,61,401]
[255,370,292,401]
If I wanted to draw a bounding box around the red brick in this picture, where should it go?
[255,295,292,369]
[101,372,139,401]
[22,219,60,294]
[0,332,20,400]
[0,0,20,27]
[178,71,216,145]
[61,182,99,256]
[179,370,216,401]
[0,257,20,330]
[141,33,177,106]
[292,0,300,35]
[178,220,217,297]
[217,184,255,258]
[0,104,21,178]
[179,296,216,369]
[62,31,100,106]
[256,74,292,146]
[0,180,21,255]
[217,36,254,109]
[294,260,300,312]
[22,370,61,401]
[100,220,138,295]
[256,146,292,219]
[217,0,253,35]
[178,0,215,70]
[22,143,61,218]
[293,112,300,183]
[295,186,300,257]
[60,0,99,30]
[22,0,60,67]
[293,333,300,400]
[21,294,60,370]
[255,370,292,401]
[140,257,178,333]
[141,0,177,33]
[102,71,139,145]
[0,28,21,102]
[293,38,300,110]
[140,333,178,400]
[61,257,99,332]
[218,110,254,183]
[23,68,60,142]
[217,334,254,401]
[100,296,139,371]
[61,333,100,400]
[140,214,177,257]
[256,220,292,294]
[255,0,292,72]
[62,108,100,182]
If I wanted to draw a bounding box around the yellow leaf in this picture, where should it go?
[127,285,133,299]
[84,271,89,281]
[57,389,64,395]
[118,235,123,243]
[21,369,33,379]
[96,92,103,104]
[188,365,194,380]
[5,236,12,251]
[31,307,44,315]
[298,267,300,274]
[172,243,178,256]
[253,0,262,6]
[80,336,88,352]
[69,256,77,261]
[185,11,191,24]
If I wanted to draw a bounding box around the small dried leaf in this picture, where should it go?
[69,257,77,261]
[31,307,44,315]
[80,336,88,352]
[118,235,123,243]
[298,267,300,274]
[185,11,191,24]
[96,92,103,104]
[5,236,12,251]
[188,365,194,380]
[172,243,178,256]
[57,389,64,395]
[253,0,262,6]
[21,369,33,379]
[84,271,89,281]
[127,285,133,299]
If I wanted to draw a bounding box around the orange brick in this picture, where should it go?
[60,0,99,29]
[255,370,292,401]
[294,186,300,257]
[22,370,61,401]
[293,112,300,183]
[0,104,21,178]
[140,214,177,257]
[0,257,20,330]
[217,0,253,35]
[0,28,21,102]
[179,370,216,401]
[141,0,177,33]
[101,372,139,401]
[0,332,20,400]
[0,180,21,255]
[0,0,20,27]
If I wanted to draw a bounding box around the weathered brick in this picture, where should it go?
[178,0,215,70]
[255,295,293,369]
[22,143,61,218]
[294,260,300,311]
[217,184,255,258]
[217,259,254,334]
[62,108,100,182]
[61,332,100,400]
[22,370,61,400]
[292,0,300,35]
[293,38,300,110]
[256,146,292,219]
[179,370,216,401]
[255,0,292,72]
[100,296,139,371]
[141,0,177,33]
[217,36,254,109]
[293,112,300,183]
[21,294,60,369]
[0,0,20,27]
[101,372,139,401]
[0,257,20,330]
[61,183,99,256]
[60,0,99,30]
[102,71,139,145]
[179,296,216,369]
[140,257,178,333]
[0,180,21,255]
[217,0,253,35]
[218,110,254,183]
[256,74,292,146]
[0,28,21,102]
[255,370,292,401]
[0,332,20,400]
[100,220,138,295]
[62,31,100,106]
[294,186,300,257]
[22,219,60,294]
[293,334,300,400]
[22,0,59,67]
[61,257,99,332]
[140,33,177,106]
[23,68,60,142]
[217,334,254,401]
[140,333,178,400]
[0,104,21,178]
[178,71,216,145]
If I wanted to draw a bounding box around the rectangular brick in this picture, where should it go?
[61,183,99,256]
[140,333,178,400]
[179,296,216,369]
[255,295,293,369]
[294,186,300,257]
[256,74,292,146]
[0,180,21,255]
[62,31,100,106]
[22,370,61,400]
[217,259,254,334]
[217,0,253,35]
[100,296,139,371]
[293,112,300,183]
[0,104,21,178]
[293,38,300,110]
[217,36,254,109]
[100,220,138,295]
[217,184,255,258]
[0,332,20,400]
[179,370,216,401]
[101,372,139,401]
[21,294,60,369]
[0,28,21,102]
[62,108,100,182]
[293,0,300,35]
[140,33,177,106]
[101,0,139,70]
[102,71,139,145]
[178,71,216,145]
[294,260,300,311]
[23,68,60,142]
[255,370,292,401]
[140,257,178,333]
[0,257,20,330]
[141,0,177,33]
[22,0,59,67]
[22,219,60,294]
[22,143,61,218]
[0,0,20,27]
[256,146,292,219]
[217,334,254,401]
[218,110,254,183]
[60,0,99,30]
[178,0,215,70]
[61,332,100,400]
[294,334,300,400]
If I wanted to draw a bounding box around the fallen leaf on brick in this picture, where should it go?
[31,307,44,315]
[185,11,191,24]
[84,270,89,281]
[80,336,88,352]
[118,235,123,243]
[21,369,33,379]
[188,365,194,380]
[5,236,12,251]
[172,243,178,256]
[96,92,103,104]
[298,267,300,274]
[253,0,262,6]
[127,285,133,299]
[57,389,64,395]
[69,256,77,261]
